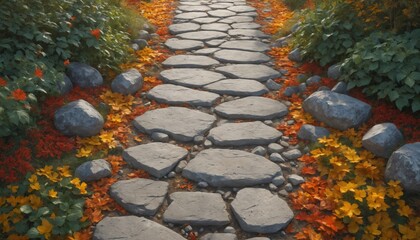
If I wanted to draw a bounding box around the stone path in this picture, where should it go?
[94,0,299,239]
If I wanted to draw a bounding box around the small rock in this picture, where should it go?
[331,81,348,94]
[111,68,143,95]
[56,75,73,95]
[252,146,267,156]
[297,124,330,142]
[272,175,285,186]
[198,181,209,188]
[317,86,330,91]
[132,43,140,51]
[288,174,304,186]
[282,149,302,160]
[283,86,299,97]
[201,233,238,240]
[306,75,321,85]
[175,160,188,173]
[269,183,277,191]
[298,83,306,92]
[264,120,273,126]
[134,39,149,49]
[288,48,303,62]
[194,135,205,144]
[168,171,176,178]
[75,159,112,182]
[270,153,286,163]
[204,140,213,148]
[327,63,341,80]
[279,141,289,147]
[224,226,236,234]
[278,189,288,197]
[284,183,293,192]
[151,132,170,142]
[66,62,103,88]
[362,123,404,158]
[185,225,193,232]
[273,36,290,47]
[223,191,232,200]
[268,143,284,153]
[138,30,151,40]
[281,136,289,141]
[265,79,282,91]
[287,120,295,125]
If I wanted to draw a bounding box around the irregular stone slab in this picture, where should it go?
[227,5,256,12]
[178,5,211,12]
[111,68,143,95]
[201,23,231,32]
[175,12,208,20]
[297,124,330,142]
[75,159,112,182]
[193,17,221,24]
[123,143,188,178]
[209,3,233,9]
[183,149,282,187]
[302,91,372,130]
[215,64,280,81]
[214,96,288,120]
[163,55,219,68]
[228,29,269,38]
[194,48,221,55]
[207,121,282,146]
[133,107,216,142]
[208,9,236,17]
[178,31,228,41]
[385,143,420,194]
[147,84,220,107]
[362,123,404,158]
[93,216,185,240]
[160,68,225,88]
[109,178,168,216]
[206,39,226,47]
[201,233,237,240]
[204,79,268,96]
[231,188,294,233]
[165,38,204,51]
[164,192,230,226]
[238,11,258,17]
[219,16,253,24]
[169,22,200,34]
[214,49,270,63]
[66,62,103,88]
[231,22,261,29]
[54,99,104,137]
[219,40,269,52]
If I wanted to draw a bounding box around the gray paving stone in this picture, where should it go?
[93,216,185,240]
[231,188,294,233]
[206,39,227,47]
[175,12,208,20]
[227,5,256,12]
[109,178,168,216]
[177,31,228,41]
[219,40,269,52]
[163,55,220,68]
[213,49,270,63]
[133,107,216,142]
[159,68,226,88]
[194,48,221,55]
[219,16,254,24]
[201,23,232,32]
[201,233,238,240]
[238,11,258,17]
[165,38,204,51]
[193,17,221,24]
[122,142,188,178]
[231,22,261,29]
[207,121,282,146]
[178,5,211,12]
[214,96,288,120]
[183,149,282,187]
[228,29,269,38]
[208,9,237,17]
[209,3,234,9]
[147,84,220,107]
[169,22,201,34]
[163,192,230,226]
[215,64,280,81]
[203,79,268,96]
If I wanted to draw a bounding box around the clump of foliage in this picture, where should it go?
[341,30,420,112]
[0,165,89,239]
[283,0,307,10]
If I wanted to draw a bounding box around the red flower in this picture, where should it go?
[64,59,70,66]
[70,16,76,21]
[90,29,101,39]
[12,89,27,101]
[0,77,7,86]
[35,67,43,78]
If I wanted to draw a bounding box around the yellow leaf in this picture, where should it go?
[37,218,53,239]
[48,189,58,198]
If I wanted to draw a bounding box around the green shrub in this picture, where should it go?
[340,30,420,112]
[283,0,307,10]
[292,2,365,66]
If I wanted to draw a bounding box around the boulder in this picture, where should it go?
[331,81,348,94]
[385,143,420,194]
[54,99,104,137]
[288,48,303,62]
[56,75,73,95]
[362,123,404,158]
[302,91,371,130]
[75,159,112,182]
[111,69,143,95]
[297,124,330,142]
[327,63,341,80]
[66,62,103,88]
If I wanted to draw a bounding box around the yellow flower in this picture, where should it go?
[30,182,41,191]
[398,224,417,239]
[366,186,389,211]
[70,178,81,186]
[343,148,361,163]
[336,201,361,218]
[76,146,93,158]
[28,174,38,183]
[365,223,381,236]
[37,218,53,239]
[348,217,363,233]
[397,201,413,217]
[7,185,19,193]
[338,181,358,193]
[354,189,366,202]
[57,166,72,178]
[77,182,88,194]
[99,131,114,143]
[48,189,58,198]
[387,180,403,199]
[46,172,60,183]
[28,195,43,209]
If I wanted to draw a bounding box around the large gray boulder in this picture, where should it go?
[362,123,404,158]
[66,62,103,88]
[111,69,143,95]
[302,91,371,130]
[75,159,112,182]
[54,99,104,137]
[385,143,420,194]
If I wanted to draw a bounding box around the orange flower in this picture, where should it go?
[0,77,7,86]
[90,29,101,39]
[34,67,43,78]
[64,59,70,66]
[70,16,76,21]
[12,89,27,101]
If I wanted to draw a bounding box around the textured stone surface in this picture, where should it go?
[194,48,221,55]
[163,192,230,226]
[204,79,268,96]
[66,62,103,88]
[206,39,227,47]
[303,91,372,130]
[133,107,216,142]
[201,233,237,240]
[385,143,420,194]
[56,75,73,95]
[227,5,256,12]
[201,23,231,32]
[54,99,104,137]
[165,38,204,51]
[177,31,228,41]
[209,3,233,9]
[111,69,143,95]
[215,64,280,81]
[175,12,208,20]
[213,49,270,63]
[163,55,219,68]
[327,63,341,80]
[159,68,226,88]
[183,149,281,187]
[231,22,261,29]
[207,121,282,146]
[297,124,330,142]
[193,17,221,24]
[178,5,211,12]
[331,81,348,94]
[288,48,303,62]
[219,40,269,52]
[75,159,112,182]
[228,29,269,38]
[169,22,200,34]
[122,143,188,178]
[214,96,288,120]
[93,216,185,240]
[147,84,220,107]
[231,188,294,233]
[219,16,253,24]
[109,178,168,216]
[208,9,236,17]
[362,123,404,158]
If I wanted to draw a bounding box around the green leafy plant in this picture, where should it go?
[0,165,89,239]
[292,2,365,66]
[283,0,307,10]
[340,30,420,112]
